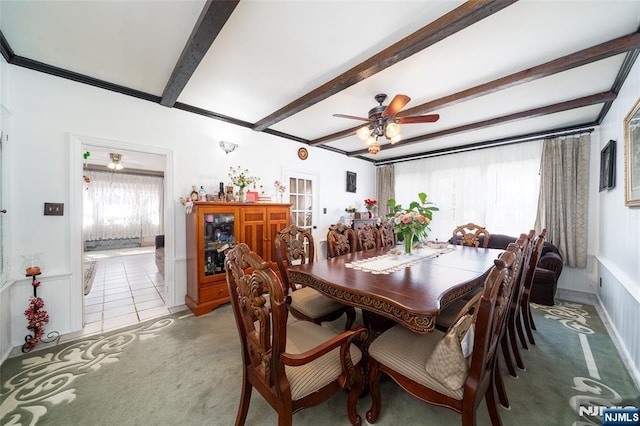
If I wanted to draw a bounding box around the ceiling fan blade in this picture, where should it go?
[397,114,440,124]
[382,94,411,117]
[333,113,370,122]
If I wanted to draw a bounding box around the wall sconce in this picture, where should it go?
[108,152,124,170]
[219,141,238,154]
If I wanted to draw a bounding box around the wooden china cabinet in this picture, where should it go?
[185,202,291,316]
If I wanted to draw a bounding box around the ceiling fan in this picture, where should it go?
[333,93,439,154]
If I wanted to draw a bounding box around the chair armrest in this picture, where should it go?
[280,326,367,366]
[538,252,563,279]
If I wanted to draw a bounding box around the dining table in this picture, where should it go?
[287,244,504,334]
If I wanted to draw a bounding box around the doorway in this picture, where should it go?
[284,169,318,259]
[69,135,174,335]
[82,146,167,333]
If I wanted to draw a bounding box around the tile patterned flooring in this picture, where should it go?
[81,247,171,336]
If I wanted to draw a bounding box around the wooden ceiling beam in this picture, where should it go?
[252,0,517,131]
[160,0,239,107]
[397,32,640,118]
[311,31,640,146]
[348,91,617,156]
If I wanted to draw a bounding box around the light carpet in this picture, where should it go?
[1,301,638,425]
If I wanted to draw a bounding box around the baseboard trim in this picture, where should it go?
[594,294,640,392]
[557,288,598,305]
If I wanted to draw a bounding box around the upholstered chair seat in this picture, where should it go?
[368,326,462,399]
[288,286,351,320]
[285,320,363,400]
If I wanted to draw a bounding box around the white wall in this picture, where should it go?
[593,58,640,383]
[0,33,14,360]
[1,65,375,356]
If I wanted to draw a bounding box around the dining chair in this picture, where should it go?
[366,248,518,426]
[519,229,547,347]
[452,223,491,248]
[356,222,380,251]
[326,223,357,259]
[435,233,528,410]
[499,234,533,379]
[274,224,356,331]
[378,219,397,249]
[225,243,367,426]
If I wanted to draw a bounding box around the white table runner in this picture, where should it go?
[345,246,454,274]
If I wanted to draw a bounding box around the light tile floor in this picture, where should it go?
[81,247,171,336]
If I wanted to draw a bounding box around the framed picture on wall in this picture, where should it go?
[599,139,616,192]
[346,171,357,193]
[624,97,640,207]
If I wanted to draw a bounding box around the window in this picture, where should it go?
[394,141,543,241]
[83,170,163,243]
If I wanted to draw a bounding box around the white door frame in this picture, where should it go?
[69,133,175,329]
[0,105,11,287]
[282,167,319,257]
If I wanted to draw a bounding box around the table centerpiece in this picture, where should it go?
[387,192,439,254]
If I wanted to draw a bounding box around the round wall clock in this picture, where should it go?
[298,147,309,160]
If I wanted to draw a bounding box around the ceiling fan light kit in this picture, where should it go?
[368,142,381,155]
[334,93,440,155]
[107,152,124,170]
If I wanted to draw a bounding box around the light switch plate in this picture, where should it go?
[44,202,64,216]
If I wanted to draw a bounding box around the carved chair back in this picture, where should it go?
[378,219,397,249]
[274,224,314,293]
[452,222,491,248]
[518,228,547,345]
[356,223,380,251]
[327,223,357,259]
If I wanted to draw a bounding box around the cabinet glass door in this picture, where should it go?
[203,212,235,277]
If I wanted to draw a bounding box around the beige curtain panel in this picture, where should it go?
[376,165,395,217]
[535,134,590,268]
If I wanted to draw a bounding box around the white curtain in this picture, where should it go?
[83,170,163,242]
[393,141,543,242]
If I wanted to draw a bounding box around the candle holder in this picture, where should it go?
[22,271,60,353]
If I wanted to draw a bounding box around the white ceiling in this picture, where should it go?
[2,0,640,165]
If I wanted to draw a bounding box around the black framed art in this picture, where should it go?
[599,139,616,192]
[346,171,357,193]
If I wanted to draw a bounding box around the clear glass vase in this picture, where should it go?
[402,230,414,255]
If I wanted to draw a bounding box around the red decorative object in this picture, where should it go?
[364,199,378,218]
[22,272,59,353]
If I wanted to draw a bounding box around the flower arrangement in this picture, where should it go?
[387,192,439,253]
[274,180,286,194]
[345,205,357,214]
[228,166,259,191]
[364,198,377,211]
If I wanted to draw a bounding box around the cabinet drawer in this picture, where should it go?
[200,283,229,302]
